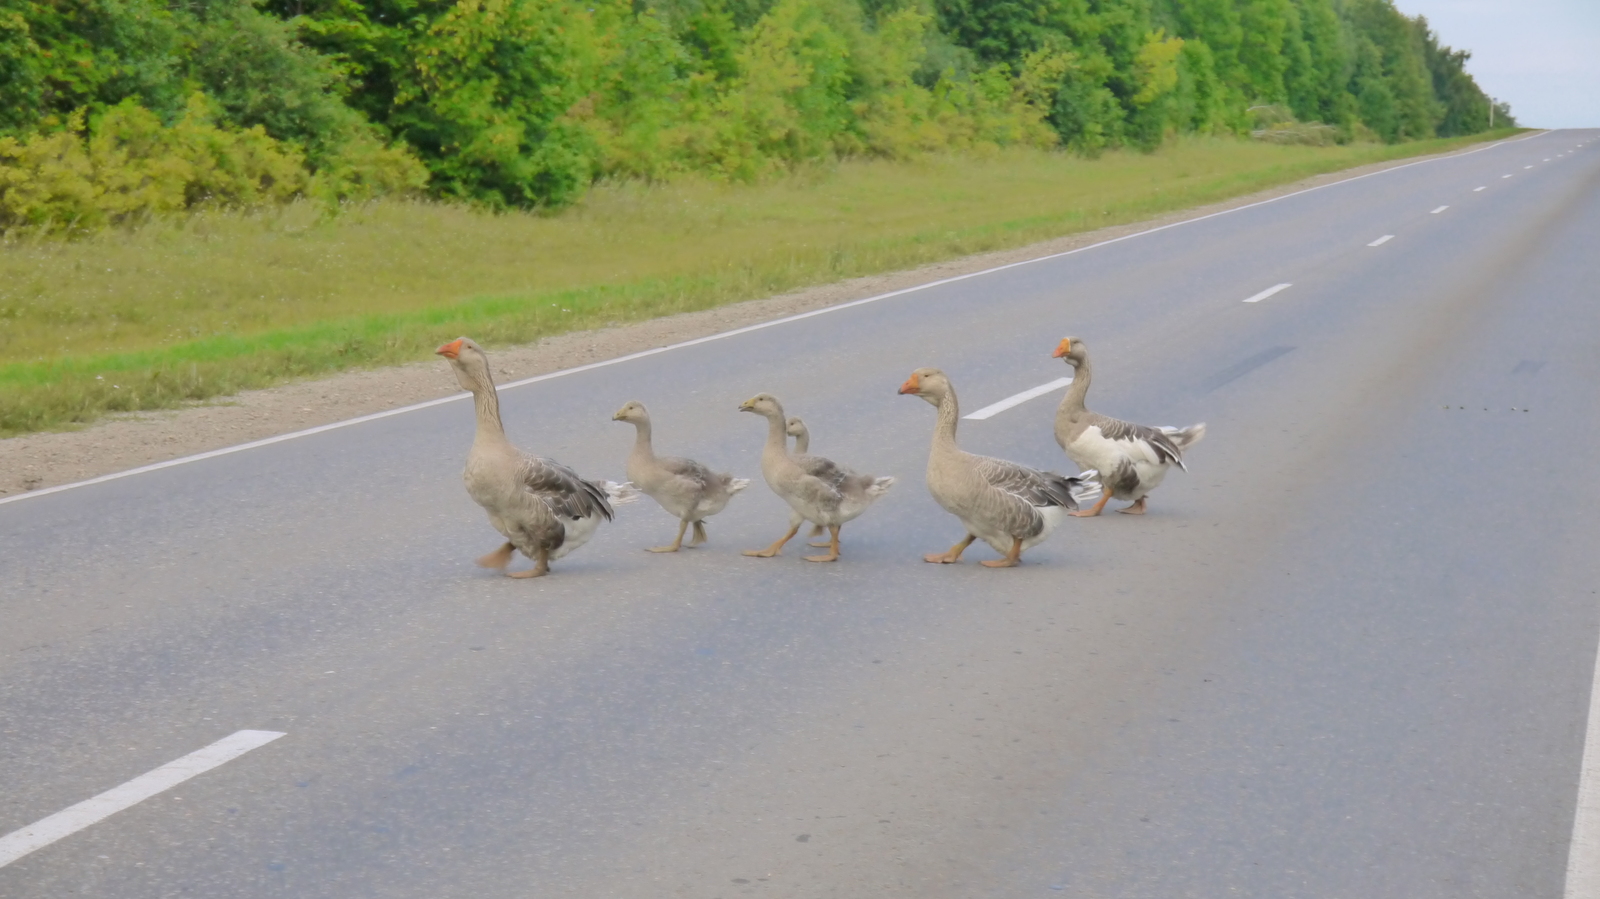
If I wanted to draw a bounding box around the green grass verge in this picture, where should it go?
[0,130,1525,436]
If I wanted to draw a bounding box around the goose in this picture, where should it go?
[612,400,749,552]
[784,416,829,545]
[785,417,810,453]
[1051,336,1204,516]
[899,368,1098,567]
[437,337,637,578]
[737,394,894,562]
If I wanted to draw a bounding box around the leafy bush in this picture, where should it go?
[0,96,309,235]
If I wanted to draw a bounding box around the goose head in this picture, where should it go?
[738,393,784,420]
[898,367,949,407]
[436,336,491,391]
[784,417,808,440]
[612,400,649,424]
[1052,336,1086,368]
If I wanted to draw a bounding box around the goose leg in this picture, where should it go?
[1070,490,1113,518]
[508,546,550,578]
[476,542,515,569]
[807,523,829,547]
[689,521,709,546]
[924,534,976,564]
[648,519,690,553]
[1117,497,1148,515]
[980,536,1023,568]
[805,525,842,563]
[744,523,801,558]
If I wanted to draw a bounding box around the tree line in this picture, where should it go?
[0,0,1513,231]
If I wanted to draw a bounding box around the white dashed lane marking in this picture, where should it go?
[1368,235,1394,247]
[1431,206,1449,214]
[963,377,1074,420]
[0,731,286,869]
[1243,283,1293,304]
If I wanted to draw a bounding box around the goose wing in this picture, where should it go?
[792,453,851,488]
[1091,414,1187,470]
[783,453,851,508]
[656,455,716,493]
[517,454,615,520]
[971,455,1088,510]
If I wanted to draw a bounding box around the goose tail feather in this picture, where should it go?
[1069,470,1101,508]
[603,480,642,506]
[1160,423,1206,451]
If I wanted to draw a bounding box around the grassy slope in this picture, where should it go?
[0,132,1521,435]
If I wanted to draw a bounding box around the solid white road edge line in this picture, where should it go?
[1431,205,1449,214]
[1368,235,1394,246]
[0,730,285,869]
[1566,634,1600,899]
[0,131,1547,508]
[1243,283,1293,304]
[963,377,1074,421]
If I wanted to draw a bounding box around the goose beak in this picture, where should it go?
[898,374,920,395]
[436,338,464,359]
[1051,338,1070,358]
[611,409,625,421]
[738,398,756,412]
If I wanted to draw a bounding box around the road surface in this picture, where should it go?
[3,129,1599,898]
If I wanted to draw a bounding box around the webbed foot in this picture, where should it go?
[476,542,515,569]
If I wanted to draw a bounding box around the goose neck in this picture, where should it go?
[630,417,655,457]
[932,387,961,449]
[468,368,508,444]
[762,411,790,460]
[1059,355,1090,415]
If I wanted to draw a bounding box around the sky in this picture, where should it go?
[1392,0,1600,129]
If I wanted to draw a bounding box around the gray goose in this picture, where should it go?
[784,416,829,545]
[738,394,894,562]
[1051,336,1204,516]
[785,416,810,453]
[437,337,637,578]
[899,368,1097,567]
[612,400,749,552]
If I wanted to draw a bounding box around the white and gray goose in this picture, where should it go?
[1051,336,1204,516]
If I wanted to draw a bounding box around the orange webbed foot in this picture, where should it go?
[476,542,515,569]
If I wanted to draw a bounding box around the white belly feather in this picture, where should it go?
[551,510,605,559]
[1067,426,1171,500]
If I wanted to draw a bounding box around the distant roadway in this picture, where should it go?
[3,129,1600,898]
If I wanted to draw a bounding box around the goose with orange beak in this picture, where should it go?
[899,368,1098,567]
[436,337,637,578]
[1051,336,1204,516]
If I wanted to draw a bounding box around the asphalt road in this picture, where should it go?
[4,129,1599,899]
